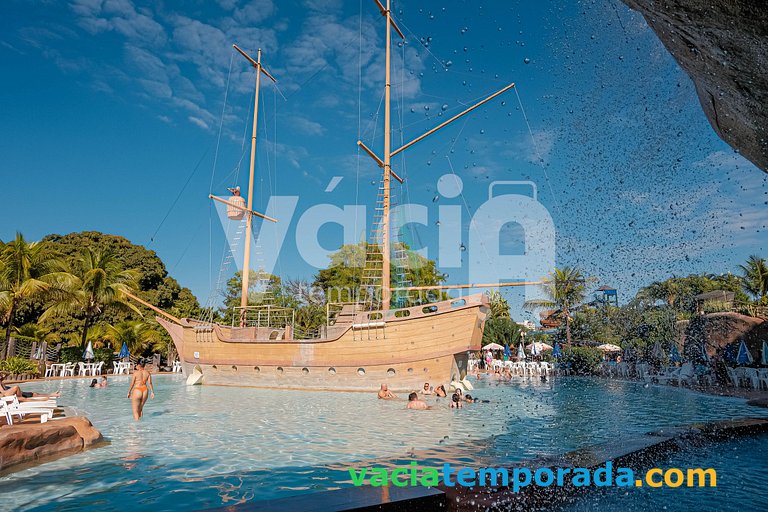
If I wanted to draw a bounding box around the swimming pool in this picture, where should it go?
[1,375,765,510]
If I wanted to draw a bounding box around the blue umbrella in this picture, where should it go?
[118,342,130,360]
[762,341,768,366]
[700,344,710,362]
[504,344,511,359]
[723,343,737,363]
[552,342,562,358]
[669,344,682,363]
[736,339,753,365]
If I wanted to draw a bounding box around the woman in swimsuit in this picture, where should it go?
[127,359,154,421]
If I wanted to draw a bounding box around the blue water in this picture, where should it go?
[1,375,765,510]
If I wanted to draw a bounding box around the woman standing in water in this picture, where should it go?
[127,359,154,421]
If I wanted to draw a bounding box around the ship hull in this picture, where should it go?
[157,294,488,392]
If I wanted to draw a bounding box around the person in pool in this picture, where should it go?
[434,384,447,397]
[421,382,433,395]
[0,373,60,401]
[377,383,397,400]
[89,376,108,388]
[450,392,463,408]
[406,392,430,410]
[127,359,154,421]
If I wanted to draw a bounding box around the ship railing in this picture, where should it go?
[232,305,295,329]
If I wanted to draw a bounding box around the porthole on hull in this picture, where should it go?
[357,368,366,376]
[254,366,260,373]
[277,367,284,374]
[387,368,396,377]
[302,367,309,375]
[329,367,337,375]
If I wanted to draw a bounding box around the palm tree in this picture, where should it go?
[524,266,592,346]
[0,233,66,356]
[739,255,768,304]
[103,320,163,356]
[41,248,141,348]
[487,290,511,319]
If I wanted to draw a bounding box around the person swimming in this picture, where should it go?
[434,384,447,397]
[377,383,397,400]
[450,392,463,408]
[406,392,430,410]
[127,359,154,421]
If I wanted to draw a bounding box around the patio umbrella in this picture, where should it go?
[527,342,552,353]
[596,343,622,352]
[552,342,562,358]
[669,344,682,363]
[762,341,768,366]
[482,342,504,351]
[83,340,95,361]
[651,341,665,360]
[504,344,511,359]
[736,339,753,365]
[118,342,130,360]
[724,343,737,363]
[517,342,526,360]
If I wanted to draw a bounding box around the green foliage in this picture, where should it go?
[58,346,84,364]
[0,356,40,376]
[94,348,114,368]
[313,242,447,307]
[103,321,163,358]
[0,232,67,351]
[636,273,748,314]
[700,300,732,314]
[739,255,768,303]
[524,266,594,345]
[483,317,523,347]
[560,347,604,375]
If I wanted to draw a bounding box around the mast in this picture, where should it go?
[359,1,516,309]
[381,0,393,310]
[232,45,277,325]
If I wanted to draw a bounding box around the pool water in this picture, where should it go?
[1,375,766,510]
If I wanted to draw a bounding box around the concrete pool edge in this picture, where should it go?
[212,417,768,512]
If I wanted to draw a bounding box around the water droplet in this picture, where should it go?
[523,58,531,64]
[410,108,415,113]
[501,101,506,106]
[435,220,441,226]
[441,104,448,111]
[460,243,466,251]
[463,47,468,52]
[480,129,485,134]
[445,60,453,67]
[460,27,467,34]
[432,195,439,202]
[424,105,430,111]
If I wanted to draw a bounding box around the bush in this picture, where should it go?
[561,346,604,375]
[0,356,41,376]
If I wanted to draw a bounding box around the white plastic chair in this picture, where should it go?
[77,362,86,376]
[62,362,75,377]
[655,366,681,385]
[172,361,183,373]
[94,361,104,375]
[739,368,760,389]
[677,363,695,386]
[45,364,55,378]
[726,367,740,387]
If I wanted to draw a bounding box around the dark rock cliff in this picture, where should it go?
[622,0,767,172]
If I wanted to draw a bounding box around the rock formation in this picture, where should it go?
[622,0,767,172]
[683,311,767,358]
[0,416,103,472]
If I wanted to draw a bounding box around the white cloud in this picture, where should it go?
[188,116,210,130]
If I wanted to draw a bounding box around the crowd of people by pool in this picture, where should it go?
[378,378,490,411]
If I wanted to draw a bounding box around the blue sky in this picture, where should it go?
[1,0,765,320]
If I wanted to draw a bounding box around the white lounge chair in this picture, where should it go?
[1,396,56,424]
